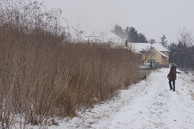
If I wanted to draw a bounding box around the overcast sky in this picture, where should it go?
[42,0,194,43]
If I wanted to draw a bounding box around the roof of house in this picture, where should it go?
[82,32,123,44]
[66,25,123,44]
[129,42,169,53]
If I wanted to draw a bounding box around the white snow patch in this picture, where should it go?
[129,42,169,54]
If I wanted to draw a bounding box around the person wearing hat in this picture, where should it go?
[167,65,177,91]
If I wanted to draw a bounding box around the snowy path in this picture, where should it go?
[50,68,194,129]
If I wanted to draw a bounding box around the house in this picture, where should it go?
[128,42,169,67]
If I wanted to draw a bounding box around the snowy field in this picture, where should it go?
[36,68,194,129]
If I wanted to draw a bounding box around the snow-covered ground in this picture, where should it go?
[44,68,194,129]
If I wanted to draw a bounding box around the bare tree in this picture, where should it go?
[176,28,194,68]
[177,28,194,46]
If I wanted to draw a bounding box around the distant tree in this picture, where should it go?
[160,35,168,48]
[112,25,148,43]
[138,33,148,43]
[126,27,148,43]
[168,28,194,68]
[177,28,193,46]
[126,27,138,42]
[168,42,181,67]
[112,25,126,40]
[177,28,194,68]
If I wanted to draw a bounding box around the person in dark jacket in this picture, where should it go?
[167,65,177,91]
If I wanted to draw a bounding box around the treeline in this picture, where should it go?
[169,42,194,68]
[0,0,141,128]
[168,29,194,68]
[112,25,148,43]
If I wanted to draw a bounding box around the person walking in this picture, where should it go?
[167,65,177,91]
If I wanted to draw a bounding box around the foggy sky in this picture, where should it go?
[42,0,194,43]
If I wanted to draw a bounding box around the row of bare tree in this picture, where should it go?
[168,28,194,68]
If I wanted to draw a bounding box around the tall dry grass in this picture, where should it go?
[0,0,141,128]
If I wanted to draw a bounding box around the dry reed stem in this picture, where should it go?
[0,0,141,128]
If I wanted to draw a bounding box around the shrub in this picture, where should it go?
[0,0,141,128]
